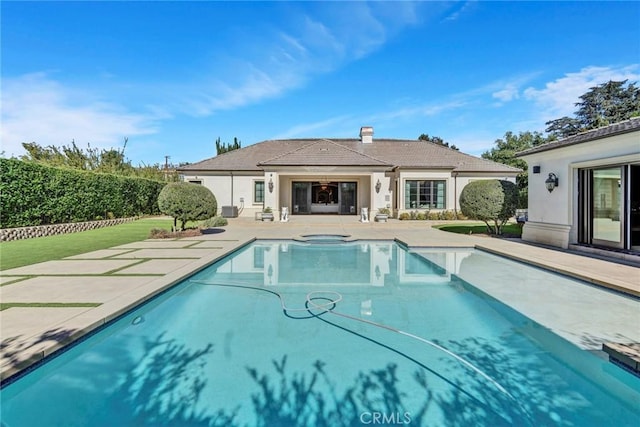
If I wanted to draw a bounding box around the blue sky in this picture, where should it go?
[2,1,639,165]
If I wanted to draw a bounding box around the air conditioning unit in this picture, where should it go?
[221,206,238,218]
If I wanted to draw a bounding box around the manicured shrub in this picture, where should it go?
[199,216,228,228]
[459,179,518,235]
[157,182,217,230]
[0,158,164,228]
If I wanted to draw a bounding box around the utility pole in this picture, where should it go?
[164,155,170,181]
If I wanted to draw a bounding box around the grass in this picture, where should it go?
[433,222,523,237]
[0,217,176,271]
[0,302,101,311]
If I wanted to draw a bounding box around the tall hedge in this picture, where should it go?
[0,158,165,228]
[459,179,518,235]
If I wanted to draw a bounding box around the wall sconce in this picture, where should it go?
[375,179,382,193]
[545,173,559,192]
[268,175,274,193]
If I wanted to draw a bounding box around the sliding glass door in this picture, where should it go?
[592,167,623,247]
[292,182,311,214]
[339,182,357,215]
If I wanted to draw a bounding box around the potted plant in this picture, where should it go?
[262,206,274,222]
[375,207,391,222]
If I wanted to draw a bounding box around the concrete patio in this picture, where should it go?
[1,216,639,382]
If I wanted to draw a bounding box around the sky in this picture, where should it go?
[2,1,639,166]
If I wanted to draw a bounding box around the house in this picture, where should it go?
[178,127,520,219]
[517,117,640,254]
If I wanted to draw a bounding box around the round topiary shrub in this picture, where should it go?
[158,182,217,230]
[459,179,517,235]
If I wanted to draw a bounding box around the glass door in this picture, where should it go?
[630,165,640,250]
[592,167,624,248]
[292,182,311,214]
[339,182,357,215]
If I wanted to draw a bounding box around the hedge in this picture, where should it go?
[0,158,166,228]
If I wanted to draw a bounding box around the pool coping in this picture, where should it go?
[1,218,638,384]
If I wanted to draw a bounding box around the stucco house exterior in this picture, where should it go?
[178,127,520,219]
[517,117,640,254]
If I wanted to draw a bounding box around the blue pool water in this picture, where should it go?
[1,241,639,426]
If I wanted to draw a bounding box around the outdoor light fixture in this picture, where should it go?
[545,173,559,192]
[375,179,382,193]
[268,176,274,193]
[319,177,329,191]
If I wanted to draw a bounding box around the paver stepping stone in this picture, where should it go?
[1,260,141,276]
[115,259,197,275]
[0,276,158,303]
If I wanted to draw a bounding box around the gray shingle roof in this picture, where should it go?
[179,137,521,173]
[259,139,391,167]
[517,117,640,157]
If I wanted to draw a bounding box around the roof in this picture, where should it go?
[179,137,521,174]
[517,117,640,157]
[258,139,391,167]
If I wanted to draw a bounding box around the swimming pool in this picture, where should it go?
[1,240,639,426]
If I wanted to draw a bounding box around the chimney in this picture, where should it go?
[360,126,373,144]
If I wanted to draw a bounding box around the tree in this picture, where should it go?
[459,180,518,235]
[543,116,582,139]
[20,139,180,181]
[215,137,242,155]
[545,80,640,138]
[481,131,549,208]
[418,133,459,150]
[157,182,217,230]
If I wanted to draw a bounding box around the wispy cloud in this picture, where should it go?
[0,73,160,157]
[273,115,355,139]
[443,0,477,22]
[172,2,427,116]
[492,84,520,103]
[523,65,640,120]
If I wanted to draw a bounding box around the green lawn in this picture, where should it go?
[0,302,102,311]
[0,217,176,271]
[433,222,522,237]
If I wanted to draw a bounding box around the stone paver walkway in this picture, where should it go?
[1,216,638,381]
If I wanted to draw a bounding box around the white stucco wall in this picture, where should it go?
[182,168,518,219]
[396,171,517,213]
[183,172,264,217]
[519,131,640,248]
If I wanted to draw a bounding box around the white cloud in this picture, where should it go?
[173,2,428,117]
[443,0,477,22]
[1,73,160,158]
[492,84,520,103]
[523,65,640,119]
[274,115,354,139]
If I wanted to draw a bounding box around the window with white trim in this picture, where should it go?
[404,180,446,209]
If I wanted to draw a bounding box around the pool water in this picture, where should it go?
[1,241,639,426]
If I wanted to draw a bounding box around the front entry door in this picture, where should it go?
[292,182,311,214]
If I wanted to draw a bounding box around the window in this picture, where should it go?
[404,180,446,209]
[188,180,202,185]
[253,246,264,268]
[254,181,265,203]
